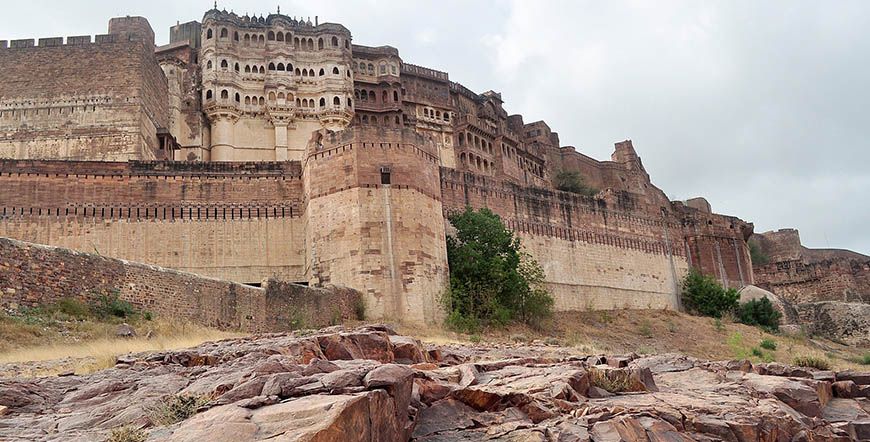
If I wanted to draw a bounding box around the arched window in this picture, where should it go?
[234,31,239,41]
[276,32,284,42]
[319,97,326,107]
[206,90,213,100]
[220,60,228,69]
[221,90,228,99]
[393,91,399,102]
[332,67,339,75]
[206,29,213,39]
[277,63,285,71]
[318,38,324,49]
[333,96,341,106]
[267,31,275,41]
[368,91,375,101]
[268,62,276,70]
[234,63,239,72]
[331,36,339,47]
[319,68,325,76]
[220,28,228,39]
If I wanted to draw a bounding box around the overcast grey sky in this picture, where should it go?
[2,1,868,254]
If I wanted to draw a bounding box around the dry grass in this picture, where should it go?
[0,318,241,376]
[400,309,868,371]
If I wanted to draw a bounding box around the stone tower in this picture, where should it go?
[303,127,448,323]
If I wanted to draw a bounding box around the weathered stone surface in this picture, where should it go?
[0,325,864,441]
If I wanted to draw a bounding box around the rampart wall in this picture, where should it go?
[0,160,305,283]
[0,27,169,160]
[0,236,361,332]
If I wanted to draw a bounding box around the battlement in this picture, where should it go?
[402,63,449,81]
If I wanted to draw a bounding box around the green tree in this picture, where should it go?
[681,269,739,318]
[444,208,554,331]
[737,297,781,331]
[554,170,598,197]
[748,241,770,266]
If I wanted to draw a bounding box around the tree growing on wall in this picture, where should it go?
[554,170,598,197]
[443,207,553,332]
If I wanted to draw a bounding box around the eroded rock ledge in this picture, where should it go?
[0,325,868,441]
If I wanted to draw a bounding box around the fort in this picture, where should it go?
[1,7,825,326]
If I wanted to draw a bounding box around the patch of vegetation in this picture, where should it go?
[554,170,598,197]
[588,367,634,393]
[106,426,147,442]
[681,269,739,318]
[353,297,366,320]
[792,356,831,371]
[443,208,554,333]
[748,241,770,266]
[90,290,138,320]
[638,320,653,338]
[759,339,777,351]
[737,297,781,332]
[149,394,212,426]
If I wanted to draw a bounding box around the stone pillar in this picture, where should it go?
[211,116,236,162]
[274,122,288,161]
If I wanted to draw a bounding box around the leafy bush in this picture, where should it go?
[554,170,598,196]
[737,297,781,331]
[106,426,147,442]
[149,394,211,426]
[748,241,770,266]
[90,290,137,320]
[443,208,554,332]
[759,339,777,350]
[681,269,739,318]
[792,356,830,370]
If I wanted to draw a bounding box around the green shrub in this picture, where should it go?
[748,241,770,266]
[149,394,211,426]
[554,170,598,197]
[792,356,830,370]
[759,339,777,350]
[90,290,137,320]
[737,297,781,331]
[106,426,147,442]
[681,269,739,318]
[443,208,554,331]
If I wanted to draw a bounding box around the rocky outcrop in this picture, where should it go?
[0,326,868,441]
[796,301,870,345]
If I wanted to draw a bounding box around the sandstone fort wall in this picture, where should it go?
[0,25,169,160]
[0,236,360,332]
